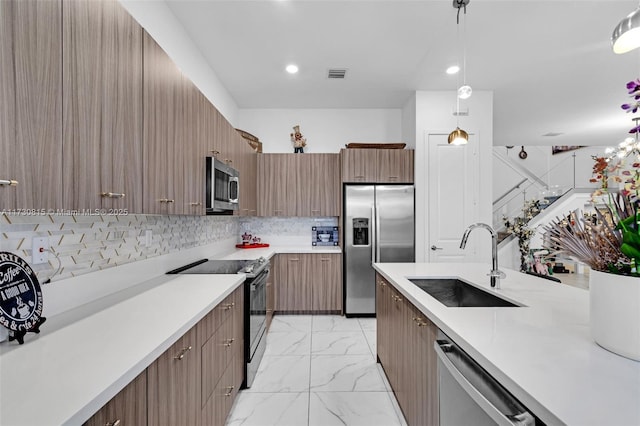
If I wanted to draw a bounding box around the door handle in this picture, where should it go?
[431,245,443,251]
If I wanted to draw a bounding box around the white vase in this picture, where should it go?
[590,270,640,361]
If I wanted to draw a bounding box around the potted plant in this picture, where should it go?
[542,80,640,361]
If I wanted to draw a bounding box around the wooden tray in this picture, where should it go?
[235,243,270,249]
[345,143,406,149]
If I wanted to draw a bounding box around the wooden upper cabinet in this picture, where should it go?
[341,149,378,182]
[83,371,147,426]
[378,149,414,183]
[143,31,184,214]
[257,154,297,217]
[259,154,339,217]
[236,133,257,217]
[0,0,63,210]
[341,148,414,183]
[62,0,143,212]
[182,80,206,215]
[147,325,199,426]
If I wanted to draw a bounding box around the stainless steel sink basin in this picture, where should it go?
[408,278,520,307]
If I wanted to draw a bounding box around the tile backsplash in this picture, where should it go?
[0,213,239,282]
[0,214,339,284]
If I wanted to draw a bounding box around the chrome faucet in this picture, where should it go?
[460,223,506,289]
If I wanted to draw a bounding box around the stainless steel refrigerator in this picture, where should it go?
[344,185,415,316]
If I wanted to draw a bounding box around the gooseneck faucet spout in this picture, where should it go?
[460,223,506,289]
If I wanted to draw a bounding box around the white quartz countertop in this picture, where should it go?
[0,274,244,426]
[373,262,640,426]
[220,245,341,261]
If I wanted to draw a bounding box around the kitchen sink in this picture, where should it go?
[408,278,520,308]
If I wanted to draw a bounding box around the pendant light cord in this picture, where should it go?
[455,0,467,24]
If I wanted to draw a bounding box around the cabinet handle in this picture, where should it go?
[388,176,399,180]
[224,159,233,164]
[159,198,175,203]
[289,258,299,262]
[0,179,18,186]
[223,302,235,310]
[189,202,202,206]
[224,386,234,397]
[210,150,220,156]
[100,192,125,198]
[354,175,365,179]
[392,295,403,302]
[378,280,386,287]
[320,258,330,262]
[224,338,235,347]
[173,345,192,360]
[311,209,321,213]
[105,420,121,426]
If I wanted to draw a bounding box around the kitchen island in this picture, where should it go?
[373,262,640,426]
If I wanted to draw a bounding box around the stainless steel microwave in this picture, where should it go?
[206,157,239,215]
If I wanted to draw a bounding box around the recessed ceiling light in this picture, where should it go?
[286,64,299,74]
[446,65,460,75]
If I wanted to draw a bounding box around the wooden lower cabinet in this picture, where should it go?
[274,253,342,314]
[147,325,200,426]
[87,285,244,426]
[83,371,147,426]
[376,273,438,426]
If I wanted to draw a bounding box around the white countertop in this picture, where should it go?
[0,274,244,426]
[220,245,341,261]
[373,262,640,426]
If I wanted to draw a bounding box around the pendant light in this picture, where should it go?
[612,4,640,54]
[448,0,470,145]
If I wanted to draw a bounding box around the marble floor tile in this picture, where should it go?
[357,317,377,331]
[270,315,313,333]
[226,392,309,426]
[246,355,311,393]
[311,331,372,356]
[308,391,403,426]
[363,330,377,357]
[310,355,387,392]
[264,332,311,356]
[312,315,362,332]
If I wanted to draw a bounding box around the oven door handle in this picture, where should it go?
[250,268,269,290]
[434,340,535,426]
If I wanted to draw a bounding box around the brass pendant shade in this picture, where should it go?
[448,127,469,145]
[612,6,640,54]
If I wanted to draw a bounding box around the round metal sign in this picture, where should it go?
[0,252,43,332]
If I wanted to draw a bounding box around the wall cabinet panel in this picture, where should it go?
[62,0,142,211]
[0,0,62,210]
[341,149,414,183]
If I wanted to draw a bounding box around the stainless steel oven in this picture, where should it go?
[167,257,269,388]
[206,156,239,215]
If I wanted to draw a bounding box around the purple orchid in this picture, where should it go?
[622,102,640,113]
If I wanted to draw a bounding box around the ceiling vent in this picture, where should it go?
[543,132,563,137]
[327,69,347,79]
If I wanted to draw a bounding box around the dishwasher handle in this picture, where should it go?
[434,340,535,426]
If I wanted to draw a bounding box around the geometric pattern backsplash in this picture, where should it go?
[0,213,239,283]
[0,213,338,283]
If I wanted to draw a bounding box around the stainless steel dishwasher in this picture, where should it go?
[435,332,539,426]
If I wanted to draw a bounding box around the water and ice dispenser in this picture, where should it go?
[352,218,369,246]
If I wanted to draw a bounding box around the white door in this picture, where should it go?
[427,133,479,262]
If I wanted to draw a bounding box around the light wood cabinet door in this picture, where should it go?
[147,325,199,426]
[378,149,414,183]
[274,253,312,312]
[0,0,62,210]
[142,31,184,214]
[84,371,146,426]
[257,154,297,216]
[310,253,342,312]
[182,81,206,215]
[62,0,143,212]
[341,149,378,183]
[299,154,340,216]
[237,133,258,217]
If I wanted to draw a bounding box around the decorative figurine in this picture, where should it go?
[290,125,307,153]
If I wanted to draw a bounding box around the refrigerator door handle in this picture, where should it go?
[375,203,381,262]
[371,205,376,265]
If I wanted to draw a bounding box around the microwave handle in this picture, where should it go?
[229,176,239,204]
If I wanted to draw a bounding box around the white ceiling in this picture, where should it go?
[166,0,640,147]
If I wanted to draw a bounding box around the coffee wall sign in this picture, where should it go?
[0,252,46,344]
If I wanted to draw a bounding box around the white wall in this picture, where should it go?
[414,91,494,263]
[237,109,402,153]
[401,94,417,149]
[119,0,239,125]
